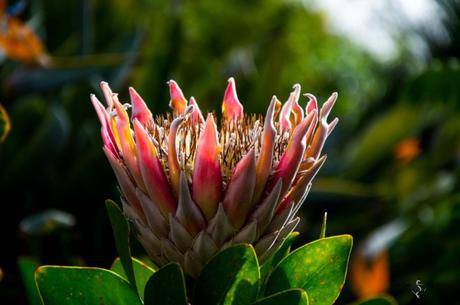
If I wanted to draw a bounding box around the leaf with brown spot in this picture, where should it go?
[35,266,142,305]
[265,235,353,305]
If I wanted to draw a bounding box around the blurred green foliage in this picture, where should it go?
[1,0,459,304]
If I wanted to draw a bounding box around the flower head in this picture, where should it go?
[91,79,338,277]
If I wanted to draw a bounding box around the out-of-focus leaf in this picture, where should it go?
[253,289,309,305]
[312,178,376,198]
[402,67,460,107]
[35,266,142,305]
[106,200,137,292]
[195,244,260,305]
[111,257,156,299]
[3,103,70,178]
[0,104,11,142]
[18,257,41,305]
[265,235,353,305]
[19,209,76,235]
[344,106,429,178]
[6,67,114,96]
[144,263,187,305]
[431,115,460,166]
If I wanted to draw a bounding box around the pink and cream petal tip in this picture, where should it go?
[222,77,244,120]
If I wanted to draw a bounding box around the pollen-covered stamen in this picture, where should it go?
[152,114,173,160]
[165,105,198,183]
[153,111,281,185]
[220,114,261,179]
[169,114,200,177]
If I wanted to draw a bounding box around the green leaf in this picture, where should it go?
[349,295,398,305]
[253,289,309,305]
[320,212,327,239]
[194,244,260,305]
[35,266,142,305]
[144,263,187,305]
[260,232,299,280]
[135,256,158,269]
[106,199,137,291]
[265,235,353,305]
[111,257,156,299]
[18,257,42,305]
[0,104,11,143]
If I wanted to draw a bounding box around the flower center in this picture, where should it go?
[150,113,290,186]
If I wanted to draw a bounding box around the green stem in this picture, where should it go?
[320,211,327,239]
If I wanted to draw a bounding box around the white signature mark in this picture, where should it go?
[411,279,426,299]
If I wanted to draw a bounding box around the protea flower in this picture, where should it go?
[91,78,338,277]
